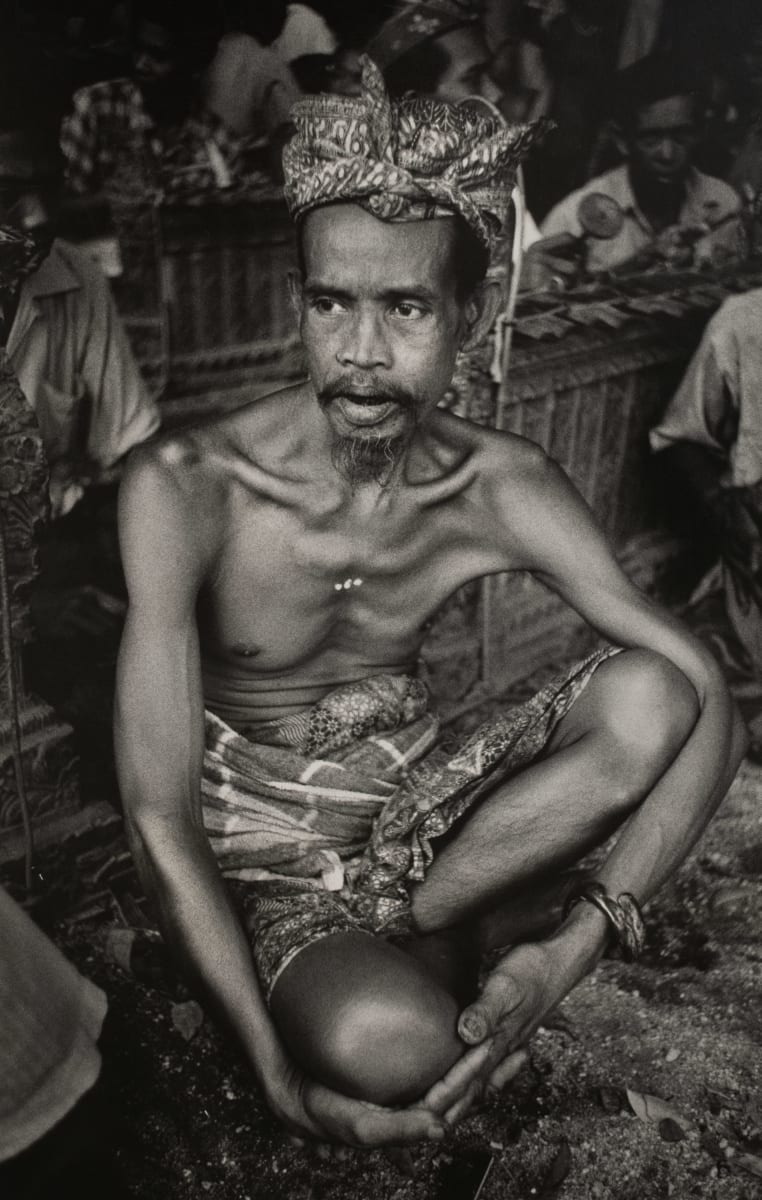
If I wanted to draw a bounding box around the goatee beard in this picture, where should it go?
[330,431,407,487]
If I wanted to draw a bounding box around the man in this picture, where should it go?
[116,60,745,1148]
[539,54,742,274]
[367,1,542,258]
[651,287,762,752]
[0,124,159,517]
[202,0,301,159]
[60,2,237,197]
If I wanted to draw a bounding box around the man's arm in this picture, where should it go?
[456,447,746,1081]
[115,448,447,1148]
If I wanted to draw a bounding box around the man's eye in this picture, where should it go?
[391,301,426,319]
[312,297,345,315]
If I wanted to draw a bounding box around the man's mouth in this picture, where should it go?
[332,394,401,427]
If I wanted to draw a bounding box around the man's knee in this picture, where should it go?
[271,934,464,1106]
[318,982,462,1105]
[599,649,699,787]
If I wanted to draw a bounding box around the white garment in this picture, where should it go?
[272,4,338,63]
[650,288,762,488]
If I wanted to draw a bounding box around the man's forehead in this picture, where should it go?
[301,204,458,282]
[633,94,696,134]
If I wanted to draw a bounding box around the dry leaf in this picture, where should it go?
[538,1138,572,1195]
[105,927,136,972]
[171,999,204,1041]
[659,1118,686,1143]
[734,1151,762,1179]
[626,1089,693,1133]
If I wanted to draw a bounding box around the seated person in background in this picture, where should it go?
[116,59,744,1150]
[1,119,158,791]
[368,0,542,254]
[203,0,301,177]
[650,288,762,749]
[60,1,237,197]
[538,54,742,276]
[0,123,159,519]
[271,2,339,92]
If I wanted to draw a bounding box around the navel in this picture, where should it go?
[231,643,258,658]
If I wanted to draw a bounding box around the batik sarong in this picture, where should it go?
[202,649,616,1000]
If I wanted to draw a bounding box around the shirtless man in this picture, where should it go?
[115,60,746,1149]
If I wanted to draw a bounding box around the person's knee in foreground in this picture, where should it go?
[114,57,747,1150]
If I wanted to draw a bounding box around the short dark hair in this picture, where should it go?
[614,53,704,132]
[295,209,490,303]
[382,39,450,99]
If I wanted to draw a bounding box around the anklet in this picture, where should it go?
[564,880,646,962]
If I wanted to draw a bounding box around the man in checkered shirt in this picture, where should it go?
[60,2,241,199]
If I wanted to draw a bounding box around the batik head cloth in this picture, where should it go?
[283,56,546,253]
[367,0,477,70]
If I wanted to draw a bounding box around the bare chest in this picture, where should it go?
[201,497,502,673]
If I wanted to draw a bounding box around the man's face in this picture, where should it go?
[434,27,502,107]
[294,204,469,483]
[132,19,177,83]
[627,95,698,188]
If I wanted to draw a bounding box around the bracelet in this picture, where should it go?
[563,880,646,962]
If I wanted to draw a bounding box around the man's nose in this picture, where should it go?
[654,136,678,164]
[336,312,391,368]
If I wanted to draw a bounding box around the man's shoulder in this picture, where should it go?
[435,411,554,490]
[124,382,310,500]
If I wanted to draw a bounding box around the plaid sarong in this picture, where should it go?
[202,650,616,998]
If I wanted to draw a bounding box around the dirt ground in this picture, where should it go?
[4,751,761,1200]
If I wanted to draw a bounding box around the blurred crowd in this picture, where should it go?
[3,1,761,211]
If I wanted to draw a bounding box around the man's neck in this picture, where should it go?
[628,167,689,234]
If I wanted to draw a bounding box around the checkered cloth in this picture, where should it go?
[60,78,242,200]
[283,55,545,252]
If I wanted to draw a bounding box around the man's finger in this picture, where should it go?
[443,1078,484,1127]
[350,1105,446,1148]
[486,1049,529,1094]
[458,973,522,1045]
[421,1039,494,1114]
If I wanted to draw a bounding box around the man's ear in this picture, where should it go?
[460,277,503,351]
[287,269,304,321]
[611,121,628,161]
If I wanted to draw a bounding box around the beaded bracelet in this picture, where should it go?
[563,880,646,962]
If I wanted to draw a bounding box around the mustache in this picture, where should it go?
[318,378,417,409]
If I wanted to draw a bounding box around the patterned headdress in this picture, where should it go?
[283,57,545,254]
[367,0,478,70]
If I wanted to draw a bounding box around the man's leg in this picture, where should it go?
[272,650,701,1106]
[409,649,699,935]
[271,931,465,1106]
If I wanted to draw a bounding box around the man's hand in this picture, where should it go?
[520,234,579,292]
[267,1064,448,1149]
[455,942,562,1094]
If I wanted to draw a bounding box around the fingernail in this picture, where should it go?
[459,1014,485,1043]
